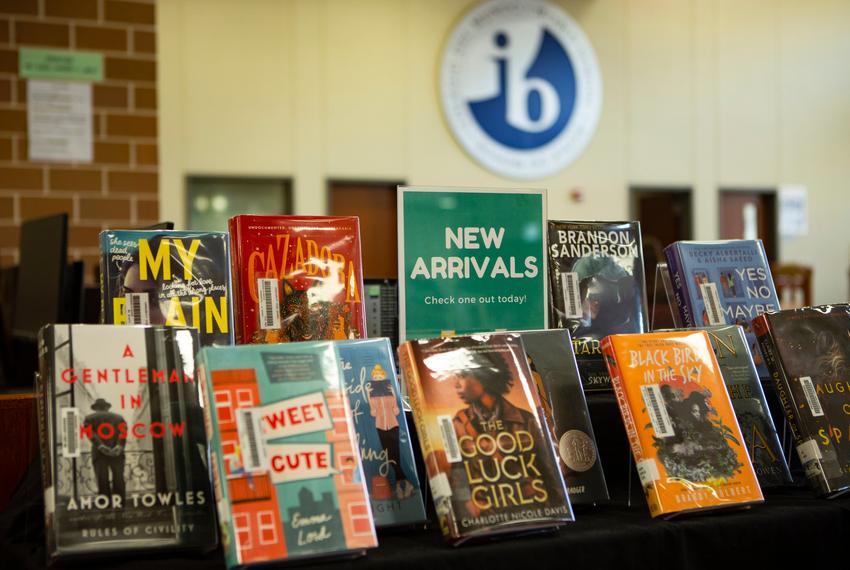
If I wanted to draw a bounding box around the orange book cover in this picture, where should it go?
[601,330,763,518]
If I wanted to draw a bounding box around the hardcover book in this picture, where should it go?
[37,324,217,561]
[547,221,648,391]
[753,305,850,497]
[602,330,763,518]
[663,239,780,378]
[518,329,609,504]
[397,186,547,343]
[198,341,377,568]
[336,338,426,527]
[100,230,233,346]
[398,334,573,544]
[699,325,792,487]
[228,215,366,345]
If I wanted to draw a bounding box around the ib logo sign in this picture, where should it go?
[440,0,602,180]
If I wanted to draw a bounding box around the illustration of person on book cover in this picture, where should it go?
[367,364,416,501]
[562,256,638,339]
[656,380,743,482]
[437,347,563,523]
[83,398,127,500]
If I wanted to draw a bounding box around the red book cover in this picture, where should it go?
[229,215,366,345]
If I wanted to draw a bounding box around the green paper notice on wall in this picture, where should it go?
[19,48,103,82]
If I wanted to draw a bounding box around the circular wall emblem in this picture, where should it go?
[559,429,597,472]
[440,0,603,180]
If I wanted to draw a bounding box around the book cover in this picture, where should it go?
[336,338,426,527]
[197,341,377,569]
[518,330,609,505]
[699,325,792,487]
[663,240,780,378]
[753,305,850,497]
[547,221,648,391]
[228,215,366,345]
[398,334,572,544]
[602,330,763,518]
[38,324,217,561]
[100,230,233,346]
[397,186,547,343]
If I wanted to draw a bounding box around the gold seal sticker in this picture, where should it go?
[559,430,597,473]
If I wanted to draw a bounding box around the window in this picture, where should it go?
[236,388,254,408]
[348,502,373,537]
[232,512,252,550]
[187,176,292,232]
[214,390,233,424]
[257,511,278,545]
[338,453,357,485]
[222,440,238,474]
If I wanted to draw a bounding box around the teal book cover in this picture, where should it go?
[336,339,426,527]
[198,342,377,569]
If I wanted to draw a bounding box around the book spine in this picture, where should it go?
[665,246,695,328]
[753,315,828,495]
[601,337,663,516]
[99,232,109,324]
[227,218,244,345]
[36,326,56,558]
[397,342,458,542]
[196,358,238,567]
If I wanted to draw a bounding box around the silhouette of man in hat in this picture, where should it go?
[83,398,127,500]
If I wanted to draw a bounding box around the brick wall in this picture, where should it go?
[0,0,158,284]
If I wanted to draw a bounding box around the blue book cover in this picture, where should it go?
[664,239,780,378]
[336,339,426,527]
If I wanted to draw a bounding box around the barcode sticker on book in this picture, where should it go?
[236,408,267,473]
[124,293,150,325]
[636,458,661,486]
[257,278,280,330]
[640,384,675,438]
[699,282,726,325]
[799,376,824,417]
[61,407,80,458]
[796,438,823,464]
[437,414,462,463]
[561,272,583,319]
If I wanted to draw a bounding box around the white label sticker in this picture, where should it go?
[236,408,267,474]
[44,486,55,515]
[61,407,80,458]
[636,458,661,486]
[257,278,280,330]
[429,472,453,499]
[798,376,824,417]
[438,414,462,463]
[796,438,823,464]
[125,292,151,325]
[561,271,583,319]
[699,282,726,325]
[640,384,675,438]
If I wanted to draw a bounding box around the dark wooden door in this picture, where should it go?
[328,181,400,279]
[719,190,777,263]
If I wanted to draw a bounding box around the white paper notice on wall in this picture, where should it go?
[778,184,808,237]
[27,79,93,162]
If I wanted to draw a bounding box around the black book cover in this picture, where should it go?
[38,324,217,561]
[546,221,648,391]
[518,330,609,505]
[754,305,850,497]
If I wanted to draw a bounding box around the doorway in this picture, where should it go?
[718,189,777,263]
[630,187,693,328]
[328,180,401,279]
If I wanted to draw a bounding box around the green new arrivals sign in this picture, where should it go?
[19,48,103,82]
[399,187,547,341]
